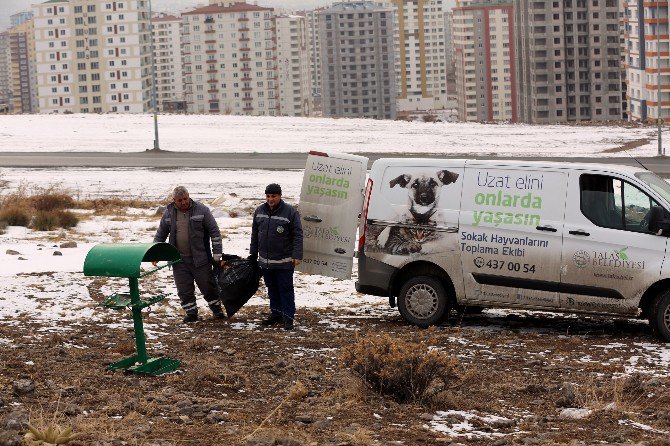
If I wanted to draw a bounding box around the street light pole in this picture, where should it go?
[149,0,160,150]
[657,6,663,155]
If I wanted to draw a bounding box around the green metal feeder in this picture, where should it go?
[84,242,181,376]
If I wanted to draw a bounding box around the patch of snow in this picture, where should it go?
[426,410,515,439]
[0,114,660,157]
[560,408,592,419]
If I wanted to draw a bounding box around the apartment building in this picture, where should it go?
[394,0,448,111]
[444,10,455,79]
[305,8,325,105]
[319,1,397,120]
[152,13,184,112]
[276,15,312,116]
[33,0,152,113]
[625,0,669,122]
[514,0,623,123]
[0,33,10,113]
[11,11,34,27]
[453,0,516,121]
[8,20,38,113]
[182,2,278,115]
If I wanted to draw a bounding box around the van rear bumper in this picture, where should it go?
[355,253,396,297]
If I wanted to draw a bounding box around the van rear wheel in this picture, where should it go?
[650,290,670,342]
[398,276,450,327]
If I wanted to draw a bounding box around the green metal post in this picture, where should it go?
[129,278,148,364]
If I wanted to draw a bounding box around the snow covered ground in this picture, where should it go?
[0,113,662,157]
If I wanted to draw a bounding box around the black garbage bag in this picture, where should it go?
[214,255,261,318]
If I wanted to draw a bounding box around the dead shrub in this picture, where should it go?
[340,334,457,403]
[30,192,74,212]
[56,211,79,229]
[77,197,157,211]
[0,205,31,226]
[0,220,6,235]
[422,114,438,123]
[31,211,60,231]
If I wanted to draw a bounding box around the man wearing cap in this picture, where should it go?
[154,185,225,323]
[249,183,303,330]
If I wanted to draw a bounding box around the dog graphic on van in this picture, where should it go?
[372,170,459,255]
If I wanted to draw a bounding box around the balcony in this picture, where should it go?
[208,89,219,93]
[207,70,218,74]
[242,87,253,92]
[206,49,217,54]
[205,29,215,34]
[239,37,250,42]
[206,59,217,64]
[207,79,218,84]
[243,106,254,111]
[239,27,250,32]
[240,47,251,52]
[240,57,251,62]
[238,17,249,22]
[241,67,251,72]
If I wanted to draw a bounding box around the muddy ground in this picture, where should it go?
[1,298,670,446]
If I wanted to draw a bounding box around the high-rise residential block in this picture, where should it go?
[0,33,10,113]
[182,2,278,115]
[624,0,668,122]
[33,0,153,113]
[305,8,325,106]
[319,1,397,120]
[152,13,185,112]
[8,20,38,113]
[11,11,34,27]
[275,14,312,116]
[394,0,448,111]
[514,0,623,123]
[453,0,516,122]
[444,9,455,80]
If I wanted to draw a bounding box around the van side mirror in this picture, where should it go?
[648,206,670,236]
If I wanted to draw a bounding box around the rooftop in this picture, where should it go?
[183,2,273,16]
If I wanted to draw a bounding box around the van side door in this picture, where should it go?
[298,151,369,279]
[560,172,668,315]
[459,166,568,308]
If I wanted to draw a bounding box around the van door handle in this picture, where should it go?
[303,216,322,223]
[536,225,557,232]
[569,229,590,236]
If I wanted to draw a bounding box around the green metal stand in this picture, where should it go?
[84,243,182,376]
[104,277,180,375]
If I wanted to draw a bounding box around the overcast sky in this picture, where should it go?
[2,0,456,29]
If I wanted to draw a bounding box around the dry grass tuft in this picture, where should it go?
[340,334,458,404]
[30,192,75,212]
[0,205,31,226]
[288,380,309,400]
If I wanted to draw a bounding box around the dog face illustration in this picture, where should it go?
[389,170,459,221]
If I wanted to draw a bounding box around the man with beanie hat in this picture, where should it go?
[249,183,303,330]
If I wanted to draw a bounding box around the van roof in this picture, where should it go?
[371,158,647,177]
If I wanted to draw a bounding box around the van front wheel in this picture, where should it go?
[398,276,449,327]
[650,290,670,342]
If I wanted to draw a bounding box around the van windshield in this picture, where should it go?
[636,172,670,204]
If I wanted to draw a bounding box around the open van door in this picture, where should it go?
[297,151,368,279]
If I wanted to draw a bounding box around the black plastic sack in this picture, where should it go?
[214,255,261,318]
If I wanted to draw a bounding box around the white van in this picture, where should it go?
[298,152,670,342]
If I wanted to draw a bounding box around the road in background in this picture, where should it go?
[0,151,669,176]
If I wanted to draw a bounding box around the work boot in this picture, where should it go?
[183,313,198,323]
[212,309,226,319]
[283,317,294,331]
[260,313,282,326]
